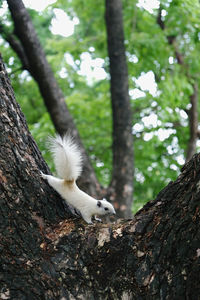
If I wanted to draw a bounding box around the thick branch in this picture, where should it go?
[6,0,77,135]
[48,159,200,299]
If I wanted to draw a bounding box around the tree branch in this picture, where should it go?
[0,23,30,71]
[157,7,165,30]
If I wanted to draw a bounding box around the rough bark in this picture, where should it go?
[0,55,200,299]
[6,0,101,197]
[105,0,134,218]
[157,7,199,162]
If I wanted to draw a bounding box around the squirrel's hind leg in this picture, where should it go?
[40,172,64,192]
[81,212,93,225]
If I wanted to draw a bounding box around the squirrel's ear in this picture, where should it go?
[97,200,101,207]
[102,198,107,202]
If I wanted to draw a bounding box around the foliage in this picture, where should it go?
[1,0,200,213]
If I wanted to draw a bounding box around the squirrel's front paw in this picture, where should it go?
[40,171,47,180]
[94,216,102,223]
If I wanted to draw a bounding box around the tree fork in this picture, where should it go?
[0,51,199,299]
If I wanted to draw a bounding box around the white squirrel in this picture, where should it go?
[41,134,116,224]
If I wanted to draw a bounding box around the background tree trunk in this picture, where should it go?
[105,0,134,218]
[6,0,101,197]
[0,55,199,299]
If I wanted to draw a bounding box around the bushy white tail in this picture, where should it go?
[48,134,83,181]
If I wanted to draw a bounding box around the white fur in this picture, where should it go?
[41,134,116,224]
[48,134,82,181]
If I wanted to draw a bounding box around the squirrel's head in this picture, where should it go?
[96,198,116,216]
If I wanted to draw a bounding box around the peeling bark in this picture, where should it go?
[105,0,134,218]
[0,44,199,300]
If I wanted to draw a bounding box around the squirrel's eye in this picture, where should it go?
[104,207,109,211]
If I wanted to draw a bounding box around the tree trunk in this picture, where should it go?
[6,0,101,197]
[1,37,199,300]
[105,0,134,218]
